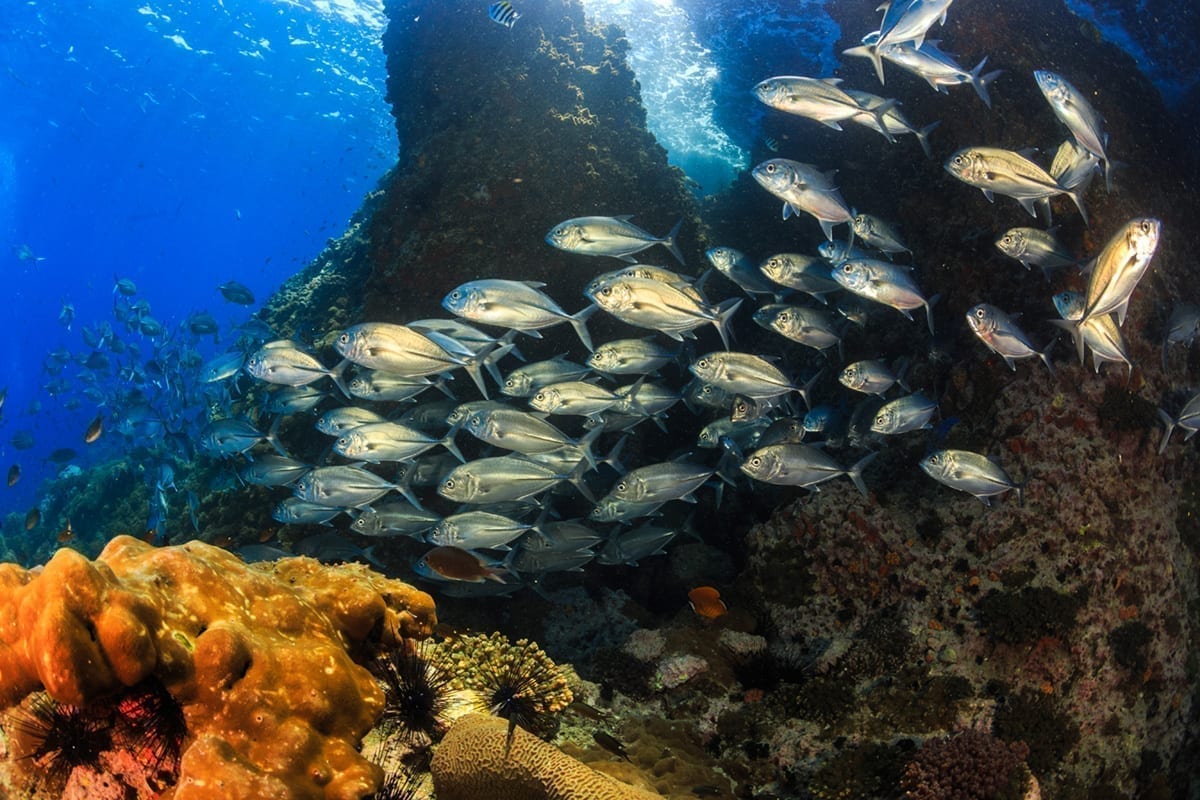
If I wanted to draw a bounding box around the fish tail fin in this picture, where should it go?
[567,457,596,503]
[924,293,941,336]
[1048,318,1086,365]
[578,425,604,471]
[869,45,886,85]
[265,414,287,456]
[870,99,899,143]
[1065,183,1089,226]
[463,360,490,399]
[713,298,743,350]
[916,120,941,159]
[481,341,517,392]
[662,218,685,266]
[847,451,878,499]
[569,304,598,351]
[1158,408,1178,454]
[798,367,826,411]
[328,358,352,400]
[439,430,467,463]
[968,57,1000,108]
[602,433,629,474]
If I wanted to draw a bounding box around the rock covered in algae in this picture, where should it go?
[431,713,660,800]
[0,535,437,799]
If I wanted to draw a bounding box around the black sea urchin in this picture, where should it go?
[473,639,570,742]
[114,678,188,782]
[4,692,113,788]
[372,640,454,746]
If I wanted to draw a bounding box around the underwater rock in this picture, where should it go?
[0,535,437,799]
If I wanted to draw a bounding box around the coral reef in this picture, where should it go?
[900,730,1033,800]
[430,713,660,800]
[0,535,436,799]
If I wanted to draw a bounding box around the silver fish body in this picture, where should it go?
[529,380,621,416]
[851,212,911,255]
[966,303,1054,372]
[429,511,533,550]
[739,444,875,497]
[437,455,571,504]
[605,461,714,504]
[1050,291,1131,376]
[832,258,936,334]
[245,342,342,389]
[1158,391,1200,454]
[335,322,463,377]
[945,146,1087,222]
[585,274,741,349]
[587,338,677,375]
[995,227,1079,277]
[273,498,344,525]
[920,449,1021,505]
[333,421,461,464]
[1080,218,1162,326]
[689,351,795,401]
[239,454,310,487]
[293,465,398,508]
[1163,303,1200,369]
[349,502,441,538]
[1034,70,1112,191]
[840,359,904,396]
[758,253,841,303]
[502,356,591,398]
[871,392,937,434]
[752,304,841,353]
[546,215,684,264]
[754,76,895,140]
[751,158,853,241]
[442,279,596,351]
[464,407,582,454]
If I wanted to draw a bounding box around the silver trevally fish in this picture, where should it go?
[585,274,742,349]
[246,342,348,395]
[832,258,937,334]
[690,351,806,403]
[333,421,464,464]
[199,418,283,458]
[1050,291,1131,377]
[751,158,853,241]
[464,407,596,459]
[545,216,684,265]
[348,371,438,403]
[845,39,1001,107]
[752,304,842,356]
[1158,390,1200,454]
[438,455,581,504]
[753,76,896,141]
[871,392,937,435]
[293,465,405,509]
[1079,218,1162,327]
[851,212,911,256]
[859,0,956,83]
[920,449,1022,505]
[757,253,841,304]
[428,511,535,550]
[529,380,623,417]
[705,246,776,296]
[587,337,677,376]
[349,502,440,538]
[335,322,466,377]
[239,454,311,487]
[839,359,906,396]
[604,460,714,505]
[501,355,591,398]
[740,443,876,498]
[273,498,345,526]
[1034,70,1112,192]
[443,279,596,351]
[945,147,1088,223]
[966,303,1054,372]
[995,227,1079,278]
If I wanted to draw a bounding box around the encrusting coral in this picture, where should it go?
[430,713,660,800]
[0,535,437,799]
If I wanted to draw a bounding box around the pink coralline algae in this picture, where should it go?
[653,654,709,690]
[901,730,1033,800]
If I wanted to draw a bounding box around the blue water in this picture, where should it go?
[0,0,1193,526]
[0,0,396,513]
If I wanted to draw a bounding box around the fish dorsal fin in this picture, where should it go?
[614,214,635,221]
[520,280,548,289]
[821,77,843,86]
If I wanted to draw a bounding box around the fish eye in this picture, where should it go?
[600,287,612,296]
[337,332,349,344]
[765,163,776,173]
[617,482,627,492]
[953,155,966,166]
[779,311,791,322]
[749,457,761,468]
[444,479,455,489]
[974,308,986,317]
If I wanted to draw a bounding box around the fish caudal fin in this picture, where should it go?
[1157,408,1177,454]
[570,304,598,351]
[713,298,743,350]
[916,121,941,159]
[847,451,878,499]
[661,218,685,266]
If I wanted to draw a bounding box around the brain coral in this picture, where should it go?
[0,535,437,799]
[431,714,660,800]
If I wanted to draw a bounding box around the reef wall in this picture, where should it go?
[367,0,704,324]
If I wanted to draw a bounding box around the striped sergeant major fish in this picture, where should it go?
[488,0,520,28]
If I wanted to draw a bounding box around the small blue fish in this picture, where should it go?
[488,0,520,28]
